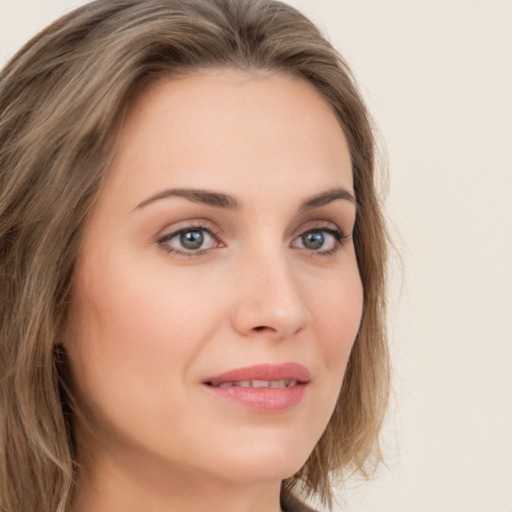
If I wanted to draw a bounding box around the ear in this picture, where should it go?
[55,303,72,348]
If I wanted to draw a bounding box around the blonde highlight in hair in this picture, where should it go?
[0,1,389,510]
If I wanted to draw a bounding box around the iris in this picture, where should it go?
[303,231,324,250]
[180,230,204,250]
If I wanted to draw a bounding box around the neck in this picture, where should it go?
[72,447,283,512]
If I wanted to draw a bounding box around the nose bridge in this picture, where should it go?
[231,239,311,338]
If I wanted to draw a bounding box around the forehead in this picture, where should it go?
[102,67,353,210]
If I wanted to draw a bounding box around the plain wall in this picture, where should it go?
[1,1,511,511]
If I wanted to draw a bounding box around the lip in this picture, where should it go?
[204,362,310,386]
[203,363,310,413]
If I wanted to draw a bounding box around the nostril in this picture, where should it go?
[253,325,277,332]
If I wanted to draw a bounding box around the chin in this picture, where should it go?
[207,433,314,485]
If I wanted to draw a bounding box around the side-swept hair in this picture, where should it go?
[0,1,389,510]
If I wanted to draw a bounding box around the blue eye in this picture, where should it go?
[159,227,218,254]
[180,230,205,250]
[292,227,345,253]
[302,231,325,250]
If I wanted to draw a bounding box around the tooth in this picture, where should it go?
[251,380,269,388]
[215,379,297,388]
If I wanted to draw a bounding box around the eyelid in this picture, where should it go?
[294,220,348,239]
[155,218,221,240]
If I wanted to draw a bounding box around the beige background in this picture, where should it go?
[1,1,511,511]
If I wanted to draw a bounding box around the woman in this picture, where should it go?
[0,1,389,511]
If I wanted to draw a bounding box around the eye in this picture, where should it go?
[158,226,220,255]
[291,227,346,254]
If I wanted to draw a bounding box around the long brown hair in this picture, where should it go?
[0,1,389,510]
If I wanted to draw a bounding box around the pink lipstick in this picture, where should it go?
[203,363,310,412]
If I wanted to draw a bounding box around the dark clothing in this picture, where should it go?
[281,492,318,512]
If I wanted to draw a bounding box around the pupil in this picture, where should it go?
[304,232,324,250]
[180,230,204,249]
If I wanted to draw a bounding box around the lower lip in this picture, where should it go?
[204,383,307,412]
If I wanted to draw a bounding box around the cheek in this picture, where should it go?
[307,266,363,421]
[313,270,363,360]
[64,254,222,428]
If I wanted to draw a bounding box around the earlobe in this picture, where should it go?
[52,343,67,364]
[55,309,72,348]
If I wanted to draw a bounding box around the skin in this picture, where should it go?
[64,68,363,512]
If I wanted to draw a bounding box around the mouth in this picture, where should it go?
[203,363,310,412]
[204,362,310,386]
[207,379,298,388]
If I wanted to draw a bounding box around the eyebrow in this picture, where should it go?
[135,188,241,210]
[134,186,356,212]
[299,187,357,212]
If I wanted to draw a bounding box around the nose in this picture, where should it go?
[230,250,312,340]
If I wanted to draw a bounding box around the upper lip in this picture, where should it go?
[204,363,311,386]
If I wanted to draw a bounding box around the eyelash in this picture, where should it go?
[157,223,222,256]
[157,223,349,258]
[295,225,349,257]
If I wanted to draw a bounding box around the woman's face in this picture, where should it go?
[65,68,363,490]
